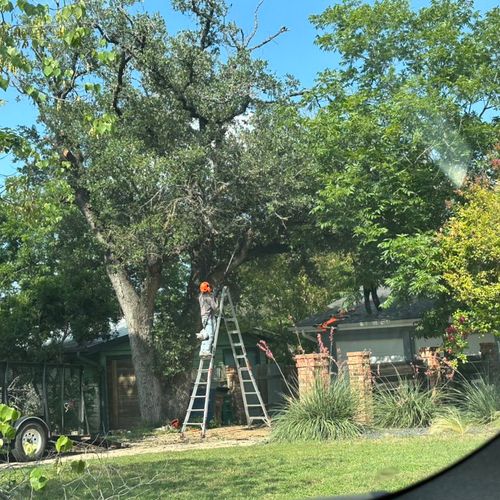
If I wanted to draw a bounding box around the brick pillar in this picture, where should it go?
[225,366,245,424]
[480,342,500,383]
[419,347,441,388]
[294,353,330,397]
[347,351,373,425]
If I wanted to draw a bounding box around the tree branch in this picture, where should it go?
[245,0,265,47]
[61,148,142,312]
[192,0,216,50]
[248,26,288,52]
[140,257,162,313]
[112,51,132,117]
[208,228,254,284]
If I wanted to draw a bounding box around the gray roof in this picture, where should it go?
[295,289,434,330]
[63,319,129,353]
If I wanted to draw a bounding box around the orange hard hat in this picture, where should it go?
[199,281,212,293]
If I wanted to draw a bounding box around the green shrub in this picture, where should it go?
[270,377,362,442]
[450,378,499,424]
[374,381,440,428]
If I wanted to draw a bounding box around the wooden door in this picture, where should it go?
[107,357,141,429]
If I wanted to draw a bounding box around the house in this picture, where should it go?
[293,288,499,365]
[64,319,275,431]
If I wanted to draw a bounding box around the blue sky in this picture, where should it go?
[0,0,497,180]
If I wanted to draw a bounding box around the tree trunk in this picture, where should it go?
[68,162,168,425]
[126,318,164,425]
[107,266,165,425]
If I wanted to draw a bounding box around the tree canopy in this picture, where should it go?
[0,0,315,422]
[308,0,499,306]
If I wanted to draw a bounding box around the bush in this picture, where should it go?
[374,381,440,428]
[270,377,362,442]
[450,378,499,424]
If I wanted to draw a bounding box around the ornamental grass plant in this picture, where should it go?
[430,407,472,435]
[270,376,362,442]
[373,380,441,428]
[449,377,500,424]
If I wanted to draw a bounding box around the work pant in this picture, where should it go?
[199,314,216,355]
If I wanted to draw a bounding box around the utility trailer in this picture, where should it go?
[1,361,103,462]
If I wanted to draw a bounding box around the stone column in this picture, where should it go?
[480,342,500,383]
[419,347,441,388]
[347,351,373,425]
[294,353,330,398]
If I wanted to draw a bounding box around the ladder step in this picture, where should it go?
[246,404,265,407]
[235,355,246,359]
[244,392,258,395]
[191,395,206,399]
[188,408,205,412]
[183,422,203,427]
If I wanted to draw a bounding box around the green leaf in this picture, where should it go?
[29,468,49,491]
[23,441,37,457]
[55,435,73,453]
[6,46,18,57]
[60,5,72,21]
[0,422,16,440]
[0,75,9,91]
[42,64,53,77]
[74,4,84,20]
[70,459,86,474]
[0,1,14,13]
[0,403,21,423]
[84,82,100,92]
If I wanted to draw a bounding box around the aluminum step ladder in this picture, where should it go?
[181,286,271,437]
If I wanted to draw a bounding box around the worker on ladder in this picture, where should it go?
[196,281,219,359]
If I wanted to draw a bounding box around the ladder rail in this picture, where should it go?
[224,289,271,427]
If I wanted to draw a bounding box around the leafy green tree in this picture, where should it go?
[383,182,499,364]
[0,1,314,422]
[440,183,499,357]
[239,253,352,331]
[0,179,119,360]
[236,252,354,360]
[308,0,499,307]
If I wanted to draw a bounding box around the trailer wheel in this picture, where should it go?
[12,421,47,462]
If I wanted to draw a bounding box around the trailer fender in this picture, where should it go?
[14,416,50,437]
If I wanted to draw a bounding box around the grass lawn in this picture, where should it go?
[1,432,496,499]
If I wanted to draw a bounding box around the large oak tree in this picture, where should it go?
[0,0,315,423]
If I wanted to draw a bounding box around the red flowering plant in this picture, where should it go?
[257,340,274,360]
[257,340,293,395]
[442,311,470,369]
[316,333,329,355]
